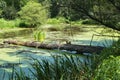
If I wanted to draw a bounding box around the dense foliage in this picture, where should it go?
[0,0,119,30]
[95,56,120,80]
[18,1,48,27]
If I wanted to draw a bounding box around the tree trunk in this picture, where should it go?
[3,40,105,54]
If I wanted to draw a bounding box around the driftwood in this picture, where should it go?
[3,40,105,54]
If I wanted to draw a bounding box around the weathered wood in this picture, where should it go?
[3,40,105,54]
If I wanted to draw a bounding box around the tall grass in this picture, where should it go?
[7,54,99,80]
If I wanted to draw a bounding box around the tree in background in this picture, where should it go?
[0,0,20,20]
[0,0,6,18]
[18,1,48,27]
[0,0,39,20]
[2,6,17,20]
[49,0,60,18]
[50,0,120,31]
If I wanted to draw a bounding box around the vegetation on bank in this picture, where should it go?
[0,18,20,28]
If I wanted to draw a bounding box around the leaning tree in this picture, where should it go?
[51,0,120,31]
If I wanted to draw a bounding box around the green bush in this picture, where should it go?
[0,18,20,28]
[94,39,120,80]
[19,22,30,28]
[47,17,68,24]
[18,1,48,27]
[2,6,17,20]
[95,56,120,80]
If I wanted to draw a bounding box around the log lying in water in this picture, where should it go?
[3,40,105,54]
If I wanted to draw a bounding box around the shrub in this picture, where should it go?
[18,1,48,27]
[2,6,17,20]
[47,17,68,24]
[95,56,120,80]
[0,18,20,28]
[19,22,30,28]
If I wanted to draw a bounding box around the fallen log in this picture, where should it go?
[3,40,105,54]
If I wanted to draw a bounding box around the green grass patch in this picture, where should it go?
[0,18,21,29]
[47,17,68,24]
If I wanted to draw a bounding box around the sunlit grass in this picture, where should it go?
[0,18,21,29]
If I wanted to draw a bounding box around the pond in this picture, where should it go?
[0,25,119,79]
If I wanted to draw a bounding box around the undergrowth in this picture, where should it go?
[0,18,21,29]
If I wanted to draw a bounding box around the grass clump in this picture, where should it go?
[9,54,97,80]
[0,18,21,29]
[33,30,46,42]
[47,17,68,24]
